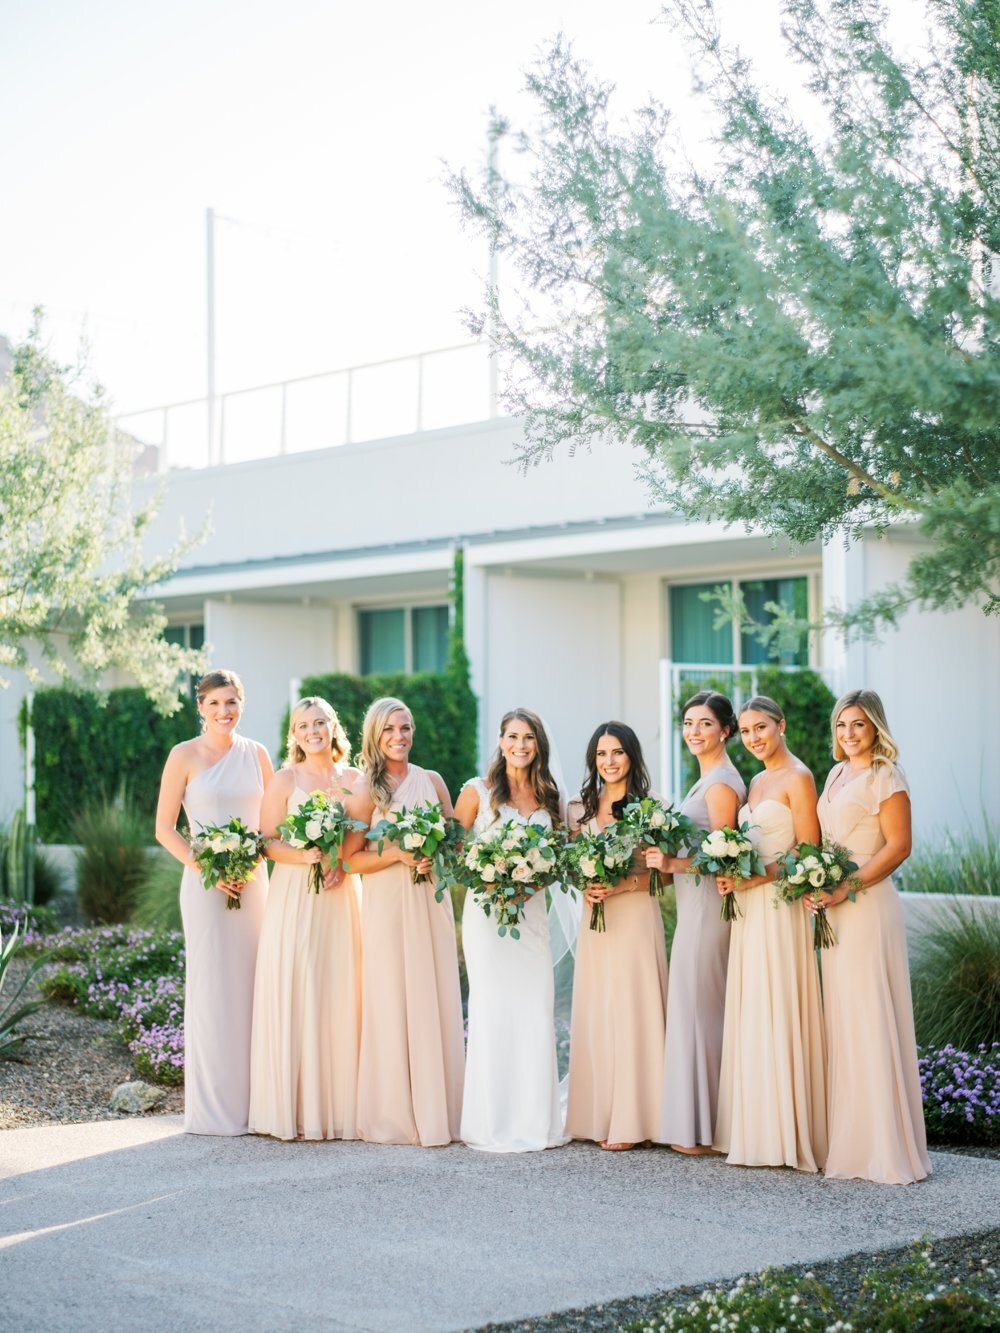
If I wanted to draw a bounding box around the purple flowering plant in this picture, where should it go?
[918,1043,1000,1145]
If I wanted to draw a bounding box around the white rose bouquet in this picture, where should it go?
[773,840,861,948]
[690,822,767,922]
[616,797,696,896]
[190,817,268,911]
[563,825,637,932]
[277,790,367,893]
[366,801,465,901]
[464,820,563,938]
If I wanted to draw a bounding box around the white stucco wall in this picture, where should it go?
[822,534,1000,841]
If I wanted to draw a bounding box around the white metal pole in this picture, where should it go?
[206,206,217,465]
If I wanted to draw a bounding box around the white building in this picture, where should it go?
[2,354,997,841]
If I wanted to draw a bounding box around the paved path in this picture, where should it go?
[2,1117,997,1331]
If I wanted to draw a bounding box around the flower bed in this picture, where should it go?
[919,1043,1000,1147]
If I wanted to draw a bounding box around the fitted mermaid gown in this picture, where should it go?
[461,778,566,1152]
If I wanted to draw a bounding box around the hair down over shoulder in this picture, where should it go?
[484,708,562,825]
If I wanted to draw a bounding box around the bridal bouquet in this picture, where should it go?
[191,817,268,911]
[367,801,465,901]
[617,797,696,897]
[463,820,562,938]
[689,822,767,922]
[278,790,366,893]
[773,840,861,949]
[563,825,637,932]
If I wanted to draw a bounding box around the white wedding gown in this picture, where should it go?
[460,778,567,1152]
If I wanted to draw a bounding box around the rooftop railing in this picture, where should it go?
[117,341,500,471]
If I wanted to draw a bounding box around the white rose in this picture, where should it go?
[511,862,533,883]
[580,856,598,879]
[305,820,324,842]
[649,809,667,829]
[501,836,520,852]
[802,856,821,870]
[480,864,496,883]
[219,833,240,852]
[738,840,754,855]
[821,852,834,865]
[788,868,806,885]
[527,847,548,871]
[242,837,257,854]
[828,865,843,882]
[403,832,423,850]
[703,832,728,856]
[286,836,307,849]
[808,868,826,888]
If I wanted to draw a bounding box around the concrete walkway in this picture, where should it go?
[2,1117,997,1331]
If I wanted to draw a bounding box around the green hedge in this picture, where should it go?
[282,670,477,802]
[24,687,196,843]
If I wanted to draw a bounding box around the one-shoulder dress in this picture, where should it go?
[713,798,828,1171]
[180,734,267,1136]
[659,761,746,1149]
[356,764,465,1146]
[249,779,362,1141]
[819,762,930,1184]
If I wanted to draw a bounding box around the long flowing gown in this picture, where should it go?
[180,734,267,1136]
[659,761,746,1148]
[713,799,828,1171]
[356,764,464,1146]
[566,809,667,1146]
[819,762,931,1184]
[461,778,566,1152]
[248,781,362,1141]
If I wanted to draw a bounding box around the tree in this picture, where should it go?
[454,0,1000,636]
[0,319,205,711]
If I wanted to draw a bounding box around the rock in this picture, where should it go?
[109,1080,167,1115]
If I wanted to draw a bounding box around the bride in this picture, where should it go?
[455,707,569,1153]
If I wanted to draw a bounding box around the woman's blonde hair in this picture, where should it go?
[283,697,350,768]
[831,688,899,770]
[359,696,413,813]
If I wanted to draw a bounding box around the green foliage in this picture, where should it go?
[26,685,196,842]
[674,666,836,791]
[629,1240,998,1331]
[72,792,153,925]
[901,828,1000,896]
[0,919,49,1058]
[131,850,183,933]
[40,927,184,1009]
[456,3,1000,634]
[0,318,206,705]
[0,813,64,906]
[911,904,1000,1050]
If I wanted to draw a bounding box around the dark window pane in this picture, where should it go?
[164,626,186,647]
[189,624,205,650]
[740,577,808,666]
[670,583,733,664]
[413,605,449,673]
[360,608,405,675]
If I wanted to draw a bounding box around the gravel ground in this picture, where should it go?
[0,958,182,1128]
[478,1228,1000,1330]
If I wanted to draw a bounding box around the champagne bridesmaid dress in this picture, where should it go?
[566,808,667,1146]
[180,734,267,1135]
[819,762,931,1184]
[249,779,362,1141]
[356,765,465,1146]
[461,778,566,1152]
[659,761,746,1149]
[713,799,828,1171]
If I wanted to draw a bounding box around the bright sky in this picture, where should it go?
[1,0,880,423]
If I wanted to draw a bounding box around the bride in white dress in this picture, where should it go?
[456,708,569,1153]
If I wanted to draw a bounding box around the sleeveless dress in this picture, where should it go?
[180,734,267,1136]
[248,780,362,1141]
[356,765,465,1146]
[819,762,931,1184]
[565,808,667,1146]
[659,761,746,1148]
[461,778,566,1152]
[713,798,828,1171]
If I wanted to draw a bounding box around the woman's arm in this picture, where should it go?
[155,744,198,871]
[427,769,455,819]
[260,770,323,867]
[341,783,428,876]
[818,791,911,907]
[454,782,481,833]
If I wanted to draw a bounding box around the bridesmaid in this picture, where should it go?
[646,690,745,1155]
[564,723,666,1150]
[155,669,273,1136]
[456,708,566,1152]
[249,697,362,1141]
[713,695,828,1172]
[811,689,930,1184]
[343,697,464,1146]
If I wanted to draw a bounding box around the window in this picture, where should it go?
[164,622,205,696]
[669,576,809,667]
[359,604,450,675]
